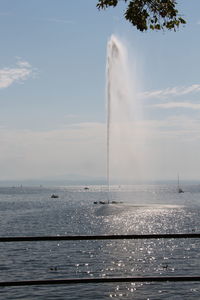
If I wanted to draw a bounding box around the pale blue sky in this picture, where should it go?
[1,0,200,183]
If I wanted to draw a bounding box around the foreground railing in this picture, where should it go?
[1,276,200,287]
[0,233,200,242]
[0,233,200,287]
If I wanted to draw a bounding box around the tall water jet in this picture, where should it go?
[106,35,144,186]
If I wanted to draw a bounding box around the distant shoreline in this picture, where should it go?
[0,179,199,187]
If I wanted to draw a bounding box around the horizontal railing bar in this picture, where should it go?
[0,233,199,242]
[1,276,200,286]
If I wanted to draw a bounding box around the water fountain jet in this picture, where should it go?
[106,35,144,189]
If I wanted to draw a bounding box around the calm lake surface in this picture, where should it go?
[0,184,200,299]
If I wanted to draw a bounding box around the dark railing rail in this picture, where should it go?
[1,276,200,287]
[0,233,200,287]
[0,233,200,242]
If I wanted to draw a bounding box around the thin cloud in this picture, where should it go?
[0,122,106,180]
[65,114,79,119]
[0,12,13,16]
[152,102,200,110]
[141,84,200,99]
[135,116,200,143]
[16,60,32,68]
[0,59,34,89]
[40,17,74,25]
[0,118,199,181]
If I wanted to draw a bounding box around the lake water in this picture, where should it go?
[0,184,200,299]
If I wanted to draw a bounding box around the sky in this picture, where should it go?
[0,0,200,184]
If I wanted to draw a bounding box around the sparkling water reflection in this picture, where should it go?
[0,184,200,299]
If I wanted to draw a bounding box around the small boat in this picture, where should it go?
[84,187,89,190]
[178,187,184,193]
[99,201,106,204]
[51,194,59,198]
[93,200,123,205]
[177,174,184,193]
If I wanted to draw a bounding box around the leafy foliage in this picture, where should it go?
[97,0,186,32]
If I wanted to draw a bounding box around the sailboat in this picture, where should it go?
[177,174,184,193]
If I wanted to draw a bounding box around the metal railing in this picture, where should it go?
[0,233,200,242]
[0,233,200,287]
